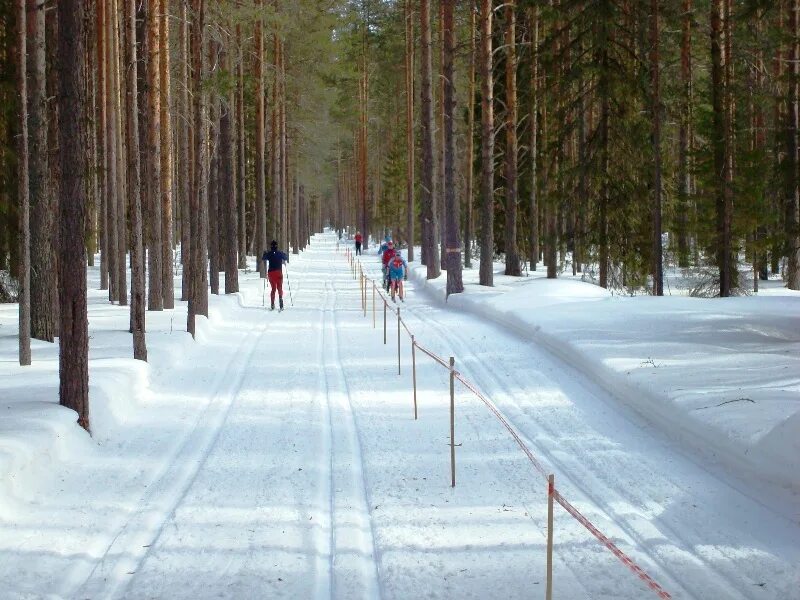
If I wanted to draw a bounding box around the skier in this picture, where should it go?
[262,240,289,311]
[355,231,363,255]
[381,240,397,292]
[388,252,408,302]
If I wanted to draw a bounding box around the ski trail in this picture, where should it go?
[401,293,748,600]
[68,311,271,600]
[326,272,383,600]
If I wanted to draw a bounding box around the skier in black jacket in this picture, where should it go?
[262,240,289,310]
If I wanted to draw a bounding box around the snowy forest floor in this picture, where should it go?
[0,231,798,600]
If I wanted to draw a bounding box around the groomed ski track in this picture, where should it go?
[3,232,799,600]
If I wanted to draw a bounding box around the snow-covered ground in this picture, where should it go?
[1,232,798,599]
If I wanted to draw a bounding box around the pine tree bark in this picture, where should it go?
[110,0,128,308]
[437,1,446,270]
[419,0,440,279]
[711,0,732,296]
[179,0,191,300]
[160,0,175,307]
[405,0,415,262]
[236,23,247,269]
[145,0,164,309]
[220,43,239,293]
[650,0,663,295]
[104,0,120,304]
[57,0,90,431]
[97,3,109,293]
[187,0,207,336]
[478,0,493,286]
[126,0,146,360]
[17,0,31,365]
[529,6,539,272]
[443,0,462,295]
[504,1,520,276]
[28,0,56,342]
[208,77,220,296]
[676,0,692,269]
[465,3,476,269]
[787,0,800,289]
[255,4,267,276]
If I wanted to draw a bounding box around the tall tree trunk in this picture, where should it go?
[443,1,462,295]
[465,3,476,270]
[438,1,446,270]
[126,0,146,360]
[504,1,520,276]
[187,0,207,336]
[676,0,692,268]
[220,42,239,294]
[28,0,56,342]
[160,0,175,307]
[179,0,191,300]
[255,4,267,276]
[104,0,119,304]
[598,28,610,288]
[650,0,663,295]
[17,0,31,365]
[528,6,538,272]
[114,0,129,307]
[405,0,415,262]
[208,79,220,295]
[419,0,440,279]
[478,0,493,286]
[146,0,164,309]
[236,23,247,269]
[58,0,90,431]
[711,0,732,296]
[787,0,800,289]
[97,2,108,292]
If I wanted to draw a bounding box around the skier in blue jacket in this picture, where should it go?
[388,252,408,302]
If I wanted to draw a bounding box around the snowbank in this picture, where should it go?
[408,262,800,495]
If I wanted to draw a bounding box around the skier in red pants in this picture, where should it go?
[262,240,289,310]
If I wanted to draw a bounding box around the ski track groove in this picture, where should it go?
[69,306,272,600]
[329,268,384,600]
[396,274,747,600]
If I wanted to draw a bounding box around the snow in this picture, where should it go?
[0,232,799,599]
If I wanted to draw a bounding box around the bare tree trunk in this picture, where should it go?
[220,41,239,294]
[160,0,175,307]
[58,0,90,431]
[17,0,31,365]
[104,0,120,304]
[788,0,800,289]
[255,4,267,276]
[126,0,146,360]
[97,2,108,293]
[465,3,475,269]
[29,0,56,341]
[208,77,220,296]
[443,1,462,295]
[405,0,415,262]
[187,0,207,336]
[650,0,663,295]
[420,0,440,279]
[711,0,732,296]
[504,0,520,276]
[677,0,692,268]
[478,0,493,286]
[146,0,164,309]
[437,1,445,270]
[179,0,191,300]
[236,23,247,269]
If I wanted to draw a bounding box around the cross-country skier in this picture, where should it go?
[381,240,397,292]
[355,231,363,255]
[262,240,289,311]
[388,252,408,302]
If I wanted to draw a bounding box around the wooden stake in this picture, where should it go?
[411,336,418,419]
[450,356,456,487]
[372,281,376,328]
[397,308,401,375]
[546,473,554,600]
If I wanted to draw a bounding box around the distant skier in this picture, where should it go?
[262,240,289,311]
[355,231,363,256]
[381,240,397,292]
[388,252,408,302]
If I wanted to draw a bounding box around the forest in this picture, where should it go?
[1,0,799,425]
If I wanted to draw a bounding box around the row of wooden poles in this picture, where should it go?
[341,244,673,600]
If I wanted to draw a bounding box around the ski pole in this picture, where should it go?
[262,277,266,307]
[284,264,294,306]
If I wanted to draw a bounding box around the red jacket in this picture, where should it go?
[355,234,363,243]
[382,247,396,266]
